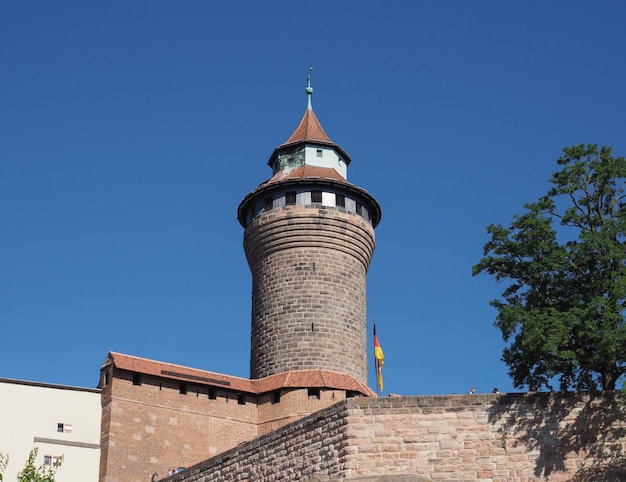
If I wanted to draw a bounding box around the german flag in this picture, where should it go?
[374,324,384,392]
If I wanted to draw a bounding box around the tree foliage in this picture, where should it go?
[16,448,63,482]
[0,452,7,481]
[473,144,626,391]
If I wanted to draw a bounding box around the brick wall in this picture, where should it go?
[164,393,626,482]
[256,388,349,437]
[99,369,356,482]
[100,369,258,482]
[244,205,376,383]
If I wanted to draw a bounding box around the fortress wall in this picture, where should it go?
[256,388,351,437]
[100,368,356,482]
[164,393,626,482]
[165,398,351,482]
[100,369,259,482]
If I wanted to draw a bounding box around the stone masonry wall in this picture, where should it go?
[256,387,351,437]
[100,369,258,482]
[99,368,355,482]
[244,205,376,383]
[164,393,626,482]
[164,397,351,482]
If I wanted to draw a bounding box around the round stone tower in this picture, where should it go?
[237,72,381,384]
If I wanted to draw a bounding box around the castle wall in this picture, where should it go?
[256,388,351,437]
[98,367,358,482]
[99,369,258,482]
[164,393,626,482]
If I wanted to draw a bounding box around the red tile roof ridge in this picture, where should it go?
[264,369,375,396]
[104,352,254,392]
[106,351,247,381]
[104,352,375,396]
[283,370,293,386]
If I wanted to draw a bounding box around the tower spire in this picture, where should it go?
[306,67,313,110]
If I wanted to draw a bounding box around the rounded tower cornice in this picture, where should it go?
[237,172,382,229]
[244,204,377,274]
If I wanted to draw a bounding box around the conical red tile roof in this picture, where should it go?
[267,107,352,167]
[282,108,332,145]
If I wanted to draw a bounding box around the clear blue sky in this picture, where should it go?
[2,2,625,396]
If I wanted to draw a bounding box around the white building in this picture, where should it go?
[0,378,101,482]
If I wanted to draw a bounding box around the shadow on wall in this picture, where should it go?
[487,392,626,481]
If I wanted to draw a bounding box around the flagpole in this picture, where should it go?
[373,320,384,396]
[373,320,379,396]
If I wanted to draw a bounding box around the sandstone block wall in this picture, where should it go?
[244,205,376,383]
[164,393,626,482]
[100,370,258,482]
[256,388,350,437]
[164,396,351,482]
[99,369,355,482]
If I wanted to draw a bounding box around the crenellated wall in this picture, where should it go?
[164,392,626,482]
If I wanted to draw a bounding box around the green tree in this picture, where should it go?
[0,451,8,481]
[473,144,626,392]
[16,448,63,482]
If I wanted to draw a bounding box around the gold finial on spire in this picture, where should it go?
[306,67,313,110]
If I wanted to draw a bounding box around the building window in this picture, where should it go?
[237,393,245,405]
[356,202,363,216]
[335,194,345,208]
[57,423,64,433]
[179,382,187,395]
[285,191,296,205]
[264,196,273,211]
[44,456,61,467]
[311,190,322,204]
[272,391,281,404]
[308,388,320,400]
[316,149,323,157]
[132,373,141,386]
[208,387,216,400]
